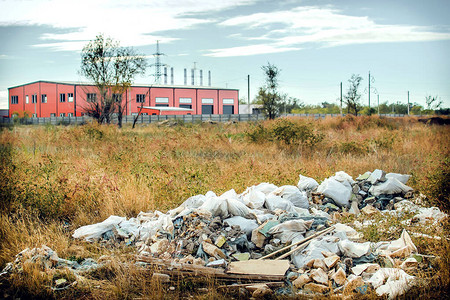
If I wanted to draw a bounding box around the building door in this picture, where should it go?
[202,105,213,114]
[223,105,234,114]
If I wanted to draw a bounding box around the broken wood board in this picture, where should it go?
[226,259,289,277]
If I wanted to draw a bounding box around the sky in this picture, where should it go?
[1,0,449,110]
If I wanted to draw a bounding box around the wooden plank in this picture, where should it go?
[226,259,289,277]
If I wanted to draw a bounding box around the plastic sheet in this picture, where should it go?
[338,239,371,258]
[72,215,127,241]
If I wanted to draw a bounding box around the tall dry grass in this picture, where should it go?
[0,116,448,298]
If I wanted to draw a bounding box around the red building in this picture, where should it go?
[8,81,239,118]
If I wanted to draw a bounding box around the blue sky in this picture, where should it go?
[1,0,449,109]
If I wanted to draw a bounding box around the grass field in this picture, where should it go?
[0,115,449,299]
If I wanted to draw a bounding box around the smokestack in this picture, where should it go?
[191,69,195,85]
[171,67,174,85]
[208,70,211,86]
[184,68,187,85]
[164,67,167,84]
[200,70,203,86]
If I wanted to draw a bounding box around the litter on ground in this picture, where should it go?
[1,169,447,298]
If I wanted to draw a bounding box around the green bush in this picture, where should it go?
[246,119,324,148]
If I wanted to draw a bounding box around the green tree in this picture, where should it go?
[344,74,363,116]
[425,95,442,110]
[257,63,282,119]
[80,34,147,127]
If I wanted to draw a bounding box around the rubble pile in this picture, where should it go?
[1,169,448,298]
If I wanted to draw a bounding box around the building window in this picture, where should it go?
[26,95,29,104]
[59,94,66,102]
[223,98,234,104]
[32,113,37,117]
[179,104,192,109]
[87,93,97,102]
[68,93,74,102]
[67,113,73,117]
[155,97,169,104]
[60,113,65,117]
[155,104,169,107]
[11,96,18,104]
[202,98,214,104]
[136,94,145,103]
[113,94,122,102]
[32,94,37,103]
[50,113,56,117]
[41,94,47,103]
[179,97,192,104]
[141,113,148,116]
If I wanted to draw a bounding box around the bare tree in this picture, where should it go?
[257,63,282,120]
[344,74,363,116]
[425,95,442,111]
[80,34,147,126]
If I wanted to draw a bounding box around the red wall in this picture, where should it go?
[8,81,239,117]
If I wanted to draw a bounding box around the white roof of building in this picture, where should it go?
[142,106,193,111]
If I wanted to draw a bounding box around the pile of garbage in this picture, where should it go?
[2,169,448,298]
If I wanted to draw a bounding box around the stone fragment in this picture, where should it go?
[323,255,340,269]
[293,274,311,289]
[251,223,267,248]
[352,263,380,276]
[193,257,204,266]
[401,257,418,270]
[251,284,273,298]
[215,235,226,248]
[303,283,329,294]
[361,204,379,215]
[332,267,346,286]
[179,255,194,265]
[344,276,365,294]
[313,259,327,271]
[202,242,226,259]
[232,252,250,261]
[310,268,328,285]
[152,273,170,283]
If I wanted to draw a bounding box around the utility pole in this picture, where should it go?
[340,82,343,115]
[368,71,371,111]
[248,75,250,114]
[407,91,410,115]
[151,40,166,84]
[377,94,380,115]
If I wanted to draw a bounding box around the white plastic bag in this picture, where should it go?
[271,185,309,209]
[369,178,413,196]
[264,194,295,212]
[297,174,319,191]
[73,215,126,241]
[386,173,411,185]
[317,178,351,207]
[223,216,258,236]
[268,219,313,243]
[291,235,341,268]
[338,239,371,258]
[333,171,355,188]
[367,268,415,299]
[180,194,207,209]
[226,198,250,217]
[254,182,278,195]
[241,187,266,209]
[198,196,228,218]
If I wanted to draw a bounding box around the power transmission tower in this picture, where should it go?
[151,41,166,84]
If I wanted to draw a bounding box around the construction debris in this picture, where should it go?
[1,169,448,298]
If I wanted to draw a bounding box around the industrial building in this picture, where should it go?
[8,81,239,118]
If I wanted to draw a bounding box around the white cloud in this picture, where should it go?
[0,0,258,50]
[211,6,450,55]
[204,44,300,57]
[0,90,8,109]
